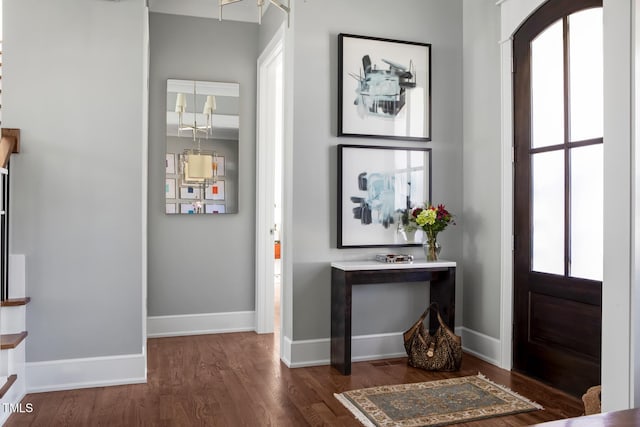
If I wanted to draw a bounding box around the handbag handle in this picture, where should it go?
[403,302,457,345]
[417,302,447,327]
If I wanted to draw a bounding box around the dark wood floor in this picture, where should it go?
[6,331,584,426]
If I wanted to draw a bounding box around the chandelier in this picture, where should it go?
[218,0,290,26]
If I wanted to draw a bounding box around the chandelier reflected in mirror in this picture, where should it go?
[218,0,290,26]
[174,81,217,141]
[173,82,220,214]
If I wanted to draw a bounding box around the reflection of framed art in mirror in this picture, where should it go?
[206,204,226,214]
[205,180,225,200]
[213,156,225,176]
[180,203,198,214]
[180,186,202,200]
[166,153,176,174]
[166,203,177,214]
[165,178,176,199]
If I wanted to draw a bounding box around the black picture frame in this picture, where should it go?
[338,33,432,141]
[337,144,432,248]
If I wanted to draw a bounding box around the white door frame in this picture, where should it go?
[256,24,285,335]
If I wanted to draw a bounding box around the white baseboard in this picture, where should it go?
[287,337,330,368]
[146,311,255,338]
[286,332,406,368]
[26,353,146,394]
[281,336,293,368]
[456,326,501,366]
[284,328,501,369]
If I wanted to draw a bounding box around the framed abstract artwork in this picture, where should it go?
[338,33,431,141]
[337,144,432,248]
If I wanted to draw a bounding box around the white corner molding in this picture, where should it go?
[26,353,146,393]
[147,311,255,338]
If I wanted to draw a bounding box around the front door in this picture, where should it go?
[512,0,603,396]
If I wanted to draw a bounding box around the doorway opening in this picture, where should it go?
[256,25,285,349]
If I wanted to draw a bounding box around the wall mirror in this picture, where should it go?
[165,79,239,214]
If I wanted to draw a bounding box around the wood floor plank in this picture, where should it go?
[5,331,585,426]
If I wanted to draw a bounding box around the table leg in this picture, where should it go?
[429,267,456,334]
[330,268,351,375]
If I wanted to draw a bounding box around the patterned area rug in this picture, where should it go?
[334,374,543,427]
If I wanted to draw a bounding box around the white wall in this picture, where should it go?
[149,0,262,22]
[290,0,463,342]
[3,0,146,365]
[602,0,633,412]
[259,1,286,53]
[462,0,501,340]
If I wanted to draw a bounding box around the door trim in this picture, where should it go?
[499,35,514,371]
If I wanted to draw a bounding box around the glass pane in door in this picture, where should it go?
[569,8,603,142]
[570,144,603,280]
[531,19,564,149]
[532,151,564,275]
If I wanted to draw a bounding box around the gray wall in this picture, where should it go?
[290,0,464,340]
[461,0,501,337]
[3,0,146,361]
[259,3,286,52]
[148,13,258,316]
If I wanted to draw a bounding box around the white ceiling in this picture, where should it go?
[149,0,268,23]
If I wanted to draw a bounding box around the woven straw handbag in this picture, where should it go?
[403,303,462,371]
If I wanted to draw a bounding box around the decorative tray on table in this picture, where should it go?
[375,254,414,264]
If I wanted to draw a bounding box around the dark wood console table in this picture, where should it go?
[330,260,456,375]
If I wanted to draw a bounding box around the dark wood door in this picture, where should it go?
[513,0,603,397]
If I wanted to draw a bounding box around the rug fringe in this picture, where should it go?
[476,372,544,410]
[334,393,377,427]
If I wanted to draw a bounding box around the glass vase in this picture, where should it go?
[399,226,418,243]
[423,234,441,261]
